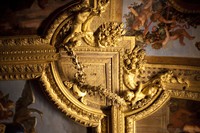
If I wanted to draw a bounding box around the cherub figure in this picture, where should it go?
[145,23,195,49]
[150,2,175,25]
[63,7,92,47]
[124,82,159,108]
[145,25,170,49]
[124,71,174,108]
[150,12,175,24]
[144,8,175,37]
[128,0,153,30]
[63,0,109,47]
[132,83,159,106]
[169,28,195,46]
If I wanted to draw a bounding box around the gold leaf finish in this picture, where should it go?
[0,0,200,132]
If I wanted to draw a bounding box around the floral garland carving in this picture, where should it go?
[39,0,127,127]
[62,45,126,106]
[41,66,104,127]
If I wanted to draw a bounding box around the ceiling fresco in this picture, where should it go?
[168,98,200,133]
[0,0,72,36]
[122,0,200,57]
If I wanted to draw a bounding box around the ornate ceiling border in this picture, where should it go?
[1,0,200,133]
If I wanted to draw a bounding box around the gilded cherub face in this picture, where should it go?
[76,7,91,24]
[124,91,135,101]
[76,11,90,23]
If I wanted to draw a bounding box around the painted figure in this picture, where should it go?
[13,82,42,133]
[0,91,14,120]
[128,0,153,30]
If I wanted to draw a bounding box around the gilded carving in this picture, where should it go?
[0,36,48,47]
[0,48,57,63]
[51,0,126,108]
[82,85,126,106]
[46,0,125,51]
[125,117,134,133]
[50,0,110,48]
[60,44,127,106]
[123,45,146,90]
[41,66,105,127]
[0,35,57,81]
[0,64,46,80]
[62,7,92,47]
[124,70,190,109]
[96,22,125,47]
[0,0,200,133]
[121,42,190,111]
[169,90,200,101]
[125,91,170,133]
[64,81,87,104]
[125,89,200,132]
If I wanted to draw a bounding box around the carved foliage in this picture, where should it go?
[122,44,190,111]
[123,45,146,90]
[95,22,125,47]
